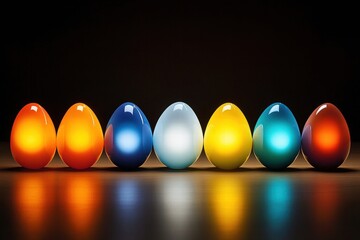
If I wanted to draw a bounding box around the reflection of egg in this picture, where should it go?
[253,103,301,170]
[209,176,246,236]
[60,173,102,239]
[13,173,55,239]
[57,103,103,169]
[10,103,56,169]
[104,102,152,169]
[153,102,203,169]
[204,103,252,170]
[301,103,350,170]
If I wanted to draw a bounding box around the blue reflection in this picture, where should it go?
[116,180,140,210]
[113,179,148,239]
[265,178,293,233]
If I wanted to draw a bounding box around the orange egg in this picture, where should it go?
[10,103,57,169]
[57,103,104,169]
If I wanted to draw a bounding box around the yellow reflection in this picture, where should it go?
[13,173,55,240]
[62,173,102,238]
[209,175,246,238]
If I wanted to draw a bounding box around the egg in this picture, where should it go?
[104,102,152,169]
[301,103,350,170]
[153,102,203,169]
[57,103,104,169]
[10,103,57,169]
[204,103,252,170]
[253,102,301,170]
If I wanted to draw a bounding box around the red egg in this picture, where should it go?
[10,103,57,169]
[301,103,351,170]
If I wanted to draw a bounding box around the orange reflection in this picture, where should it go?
[313,177,339,232]
[62,173,102,238]
[13,173,55,239]
[209,175,247,239]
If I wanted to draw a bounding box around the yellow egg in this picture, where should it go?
[204,103,252,169]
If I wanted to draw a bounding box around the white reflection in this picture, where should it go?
[269,104,280,114]
[30,105,38,112]
[76,105,84,111]
[160,176,195,239]
[174,104,184,111]
[124,105,134,114]
[316,104,327,115]
[222,104,232,112]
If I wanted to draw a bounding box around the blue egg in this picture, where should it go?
[253,102,301,170]
[105,102,153,169]
[153,102,203,169]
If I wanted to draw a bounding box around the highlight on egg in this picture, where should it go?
[104,102,153,169]
[57,103,104,170]
[252,102,301,170]
[10,103,57,169]
[301,103,351,170]
[153,102,203,169]
[204,103,252,170]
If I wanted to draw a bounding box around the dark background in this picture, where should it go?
[1,0,359,141]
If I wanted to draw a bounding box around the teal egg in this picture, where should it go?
[253,103,301,170]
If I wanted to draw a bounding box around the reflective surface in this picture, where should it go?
[1,142,360,240]
[57,103,104,169]
[105,102,152,169]
[204,103,252,170]
[302,103,351,170]
[153,102,203,169]
[253,103,301,170]
[10,103,57,169]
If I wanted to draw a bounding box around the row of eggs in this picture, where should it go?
[10,102,350,170]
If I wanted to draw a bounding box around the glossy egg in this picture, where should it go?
[253,102,301,170]
[10,103,57,169]
[57,103,104,169]
[204,103,252,170]
[301,103,350,170]
[104,102,152,169]
[153,102,203,169]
